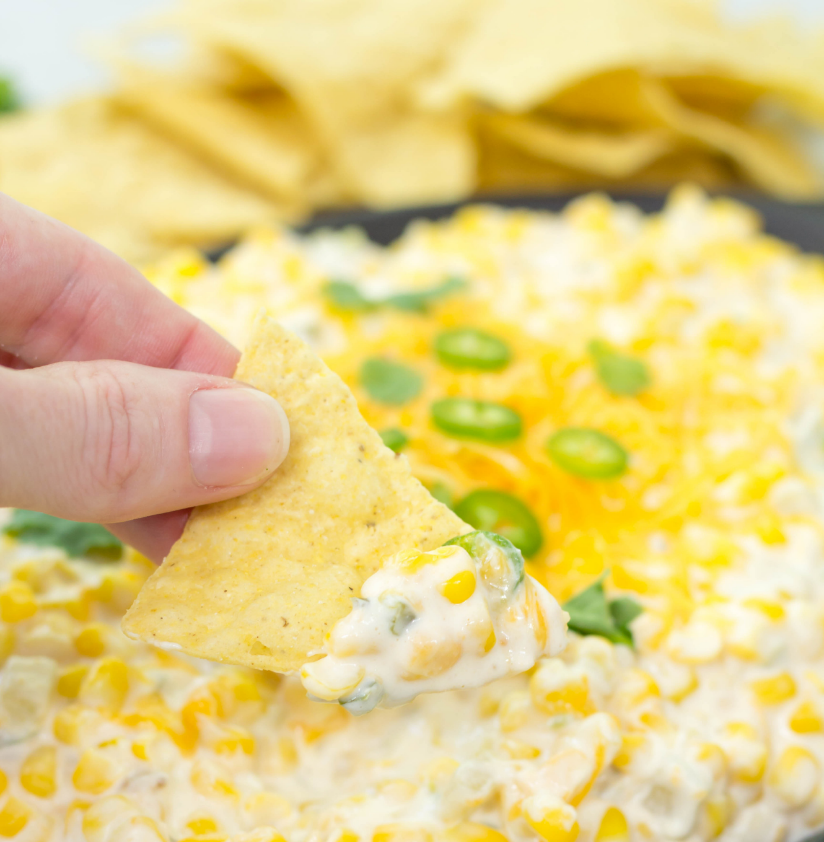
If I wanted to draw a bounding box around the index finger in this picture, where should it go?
[0,192,240,377]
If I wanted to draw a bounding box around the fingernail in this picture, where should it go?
[189,388,290,487]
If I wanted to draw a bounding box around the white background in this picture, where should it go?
[0,0,823,107]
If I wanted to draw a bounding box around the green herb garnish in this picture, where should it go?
[323,277,466,314]
[0,77,21,114]
[379,428,409,452]
[588,340,650,397]
[435,327,511,370]
[563,575,642,647]
[361,358,423,405]
[2,510,123,559]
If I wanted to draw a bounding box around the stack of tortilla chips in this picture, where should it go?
[1,0,822,262]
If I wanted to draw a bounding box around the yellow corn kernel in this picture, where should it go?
[612,669,660,708]
[190,760,239,801]
[0,626,14,665]
[74,624,108,658]
[723,722,767,783]
[595,807,629,842]
[0,774,4,798]
[232,831,287,842]
[790,700,824,733]
[20,745,57,798]
[187,817,219,835]
[612,732,648,771]
[522,794,579,842]
[82,796,140,842]
[388,547,455,574]
[212,726,255,756]
[743,598,785,622]
[443,822,508,842]
[78,658,129,711]
[498,690,531,732]
[403,637,461,680]
[755,515,786,546]
[0,582,37,623]
[0,797,31,837]
[702,794,733,839]
[241,792,291,826]
[440,571,476,604]
[72,749,118,795]
[502,739,541,760]
[372,823,434,842]
[336,831,359,842]
[131,742,148,761]
[210,672,263,718]
[696,743,727,782]
[92,570,145,613]
[57,664,89,699]
[769,746,820,807]
[530,661,589,715]
[750,672,796,706]
[419,757,459,789]
[53,704,98,745]
[377,780,418,801]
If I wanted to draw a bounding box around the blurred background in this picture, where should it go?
[1,0,823,262]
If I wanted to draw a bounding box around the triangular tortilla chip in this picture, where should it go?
[123,316,468,672]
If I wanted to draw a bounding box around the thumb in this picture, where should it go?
[0,360,289,523]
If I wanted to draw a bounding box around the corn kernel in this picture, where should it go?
[403,637,461,680]
[502,739,541,759]
[612,733,648,771]
[0,797,31,837]
[82,796,141,842]
[57,664,89,699]
[372,823,434,842]
[443,822,508,842]
[723,722,767,783]
[232,831,286,842]
[212,726,255,756]
[20,745,57,798]
[190,760,239,801]
[522,794,579,842]
[419,757,459,789]
[769,746,820,807]
[439,571,476,604]
[595,807,629,842]
[78,658,129,711]
[790,700,824,733]
[74,624,108,658]
[743,598,785,622]
[187,817,219,835]
[702,794,733,838]
[0,582,37,623]
[53,704,99,746]
[72,749,118,795]
[132,742,148,761]
[0,626,14,665]
[241,792,291,826]
[750,672,796,705]
[498,690,531,732]
[530,661,590,715]
[336,831,359,842]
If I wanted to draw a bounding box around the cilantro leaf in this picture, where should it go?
[361,358,423,405]
[588,340,650,397]
[379,427,409,452]
[0,77,21,114]
[563,574,642,647]
[323,280,375,312]
[323,276,466,314]
[3,510,123,559]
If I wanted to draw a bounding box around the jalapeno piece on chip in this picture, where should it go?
[454,490,542,558]
[546,427,628,479]
[431,398,522,442]
[435,328,511,371]
[444,530,525,603]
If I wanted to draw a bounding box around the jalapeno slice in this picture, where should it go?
[431,398,522,442]
[546,427,628,479]
[444,530,525,602]
[454,490,542,558]
[435,328,511,370]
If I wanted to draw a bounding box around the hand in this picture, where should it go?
[0,194,290,562]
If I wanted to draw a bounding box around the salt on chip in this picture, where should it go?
[122,316,468,673]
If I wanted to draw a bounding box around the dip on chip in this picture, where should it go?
[123,316,472,673]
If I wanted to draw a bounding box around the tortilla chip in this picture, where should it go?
[482,111,674,178]
[0,97,282,262]
[116,65,322,204]
[122,316,468,672]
